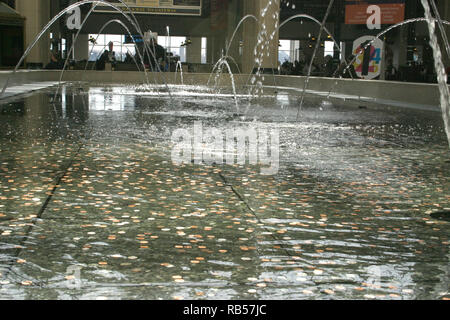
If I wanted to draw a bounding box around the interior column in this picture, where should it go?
[15,0,51,67]
[242,0,280,74]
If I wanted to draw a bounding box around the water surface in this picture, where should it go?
[0,84,448,300]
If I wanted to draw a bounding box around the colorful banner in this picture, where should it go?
[345,0,405,25]
[94,0,202,16]
[352,35,384,79]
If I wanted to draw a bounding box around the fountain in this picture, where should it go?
[207,57,239,111]
[1,0,172,101]
[174,60,184,85]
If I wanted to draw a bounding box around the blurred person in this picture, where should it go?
[45,49,62,70]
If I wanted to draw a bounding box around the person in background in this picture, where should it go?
[107,41,117,65]
[124,52,133,64]
[45,49,62,69]
[96,49,109,70]
[303,59,320,76]
[96,42,117,70]
[281,59,293,75]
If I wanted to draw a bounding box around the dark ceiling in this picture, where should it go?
[1,0,432,39]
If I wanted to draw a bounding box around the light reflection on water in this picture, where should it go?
[0,84,448,300]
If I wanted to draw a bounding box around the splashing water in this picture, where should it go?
[250,0,280,98]
[225,14,258,58]
[277,14,353,80]
[325,15,450,147]
[340,18,450,80]
[296,0,335,120]
[217,59,239,112]
[420,0,450,147]
[1,0,449,149]
[54,2,100,104]
[208,56,241,88]
[175,61,184,85]
[207,57,239,111]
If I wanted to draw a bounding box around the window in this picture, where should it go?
[201,37,207,64]
[88,34,188,63]
[278,40,291,63]
[324,41,344,60]
[324,41,334,58]
[88,34,137,62]
[62,38,66,59]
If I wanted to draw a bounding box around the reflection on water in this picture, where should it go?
[88,87,136,111]
[0,84,448,300]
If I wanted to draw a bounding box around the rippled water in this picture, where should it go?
[0,84,448,300]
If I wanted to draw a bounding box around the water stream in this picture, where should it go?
[420,0,450,147]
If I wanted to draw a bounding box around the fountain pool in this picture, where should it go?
[0,83,448,300]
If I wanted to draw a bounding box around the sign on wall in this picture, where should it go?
[66,0,82,30]
[352,35,384,80]
[345,0,405,25]
[94,0,202,16]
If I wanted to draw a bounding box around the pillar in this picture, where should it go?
[226,0,241,64]
[242,0,280,74]
[16,0,51,67]
[74,34,89,61]
[186,37,202,64]
[206,36,214,64]
[209,35,225,64]
[209,0,229,64]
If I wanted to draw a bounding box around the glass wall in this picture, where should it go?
[278,40,291,63]
[158,36,187,63]
[323,41,343,60]
[88,34,190,63]
[88,34,137,62]
[324,41,334,58]
[278,40,301,63]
